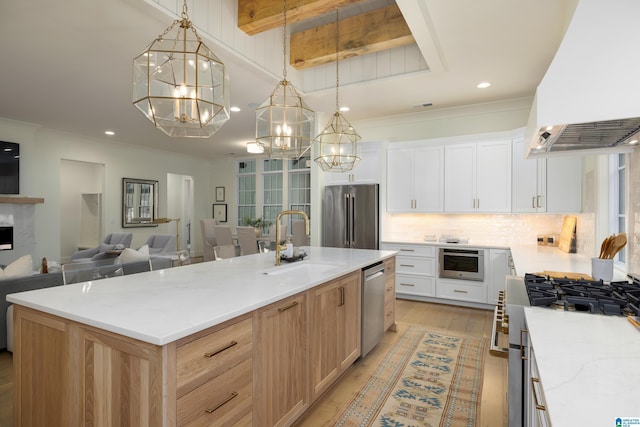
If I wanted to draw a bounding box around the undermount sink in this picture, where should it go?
[260,262,339,277]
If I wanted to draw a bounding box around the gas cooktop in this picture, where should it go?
[524,273,640,316]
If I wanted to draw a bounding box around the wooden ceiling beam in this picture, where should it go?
[238,0,361,35]
[290,4,414,70]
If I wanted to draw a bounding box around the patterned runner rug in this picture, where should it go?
[330,326,488,427]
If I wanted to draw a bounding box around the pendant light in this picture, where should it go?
[133,1,229,138]
[314,9,361,172]
[255,0,315,160]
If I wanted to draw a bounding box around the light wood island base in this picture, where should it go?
[12,265,396,426]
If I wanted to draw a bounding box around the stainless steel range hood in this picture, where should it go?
[525,0,640,157]
[530,118,640,155]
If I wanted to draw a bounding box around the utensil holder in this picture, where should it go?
[591,258,613,282]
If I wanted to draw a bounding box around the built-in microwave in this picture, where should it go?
[438,247,485,281]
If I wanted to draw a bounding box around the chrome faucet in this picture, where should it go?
[275,210,309,266]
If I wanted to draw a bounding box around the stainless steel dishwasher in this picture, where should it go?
[361,261,386,358]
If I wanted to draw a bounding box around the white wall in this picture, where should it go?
[0,118,214,265]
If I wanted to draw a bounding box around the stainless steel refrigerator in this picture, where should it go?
[322,184,379,249]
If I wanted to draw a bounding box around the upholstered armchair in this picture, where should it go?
[71,232,133,262]
[145,234,177,254]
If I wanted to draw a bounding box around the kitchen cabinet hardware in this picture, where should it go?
[399,263,415,268]
[530,378,546,410]
[204,340,238,358]
[277,301,299,312]
[520,328,529,360]
[399,249,415,252]
[205,391,238,414]
[453,289,468,293]
[338,286,345,306]
[400,283,415,286]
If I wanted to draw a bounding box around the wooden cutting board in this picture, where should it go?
[536,270,593,281]
[557,215,577,253]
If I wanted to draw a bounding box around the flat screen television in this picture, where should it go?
[0,141,19,194]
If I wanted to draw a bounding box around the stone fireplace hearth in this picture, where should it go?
[0,197,43,267]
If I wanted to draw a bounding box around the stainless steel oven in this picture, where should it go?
[438,247,485,281]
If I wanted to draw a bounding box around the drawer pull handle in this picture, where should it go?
[338,286,345,306]
[204,340,238,358]
[453,289,468,294]
[399,249,415,252]
[400,283,415,287]
[278,301,299,312]
[530,378,546,410]
[205,391,238,414]
[399,264,415,268]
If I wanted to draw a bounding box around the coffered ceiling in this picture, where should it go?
[0,0,575,160]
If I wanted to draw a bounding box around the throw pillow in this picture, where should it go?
[0,254,34,279]
[118,245,149,264]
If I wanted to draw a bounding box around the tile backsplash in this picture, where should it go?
[383,213,591,251]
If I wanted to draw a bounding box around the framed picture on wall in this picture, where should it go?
[215,186,225,202]
[213,203,227,222]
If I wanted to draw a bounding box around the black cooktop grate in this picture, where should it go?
[524,273,640,316]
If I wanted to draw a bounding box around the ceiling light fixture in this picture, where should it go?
[230,106,241,112]
[314,9,360,172]
[246,141,265,154]
[255,0,315,160]
[132,1,229,138]
[477,82,491,89]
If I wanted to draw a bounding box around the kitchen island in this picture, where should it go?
[8,247,396,426]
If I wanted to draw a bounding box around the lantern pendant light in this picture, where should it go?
[255,0,315,160]
[133,1,229,138]
[314,9,361,172]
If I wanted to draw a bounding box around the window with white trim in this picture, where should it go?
[237,160,256,226]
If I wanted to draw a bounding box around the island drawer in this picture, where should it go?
[177,356,253,426]
[396,274,435,296]
[396,256,436,275]
[176,316,253,396]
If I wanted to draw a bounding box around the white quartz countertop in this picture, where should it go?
[524,307,640,425]
[381,238,510,249]
[510,244,628,281]
[7,247,395,346]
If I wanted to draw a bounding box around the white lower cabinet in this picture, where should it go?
[382,243,511,306]
[380,243,436,297]
[436,279,485,303]
[526,346,551,427]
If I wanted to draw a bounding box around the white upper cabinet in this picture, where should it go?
[445,140,512,213]
[323,141,384,185]
[512,137,582,213]
[512,136,546,212]
[387,144,444,213]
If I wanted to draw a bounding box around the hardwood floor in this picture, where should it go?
[0,299,507,427]
[295,299,508,427]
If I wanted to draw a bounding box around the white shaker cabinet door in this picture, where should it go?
[476,140,512,213]
[387,148,415,212]
[444,143,476,212]
[413,146,444,212]
[512,137,546,213]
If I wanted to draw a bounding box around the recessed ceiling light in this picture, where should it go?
[339,106,350,112]
[105,130,115,136]
[629,139,638,145]
[477,82,491,89]
[230,106,241,112]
